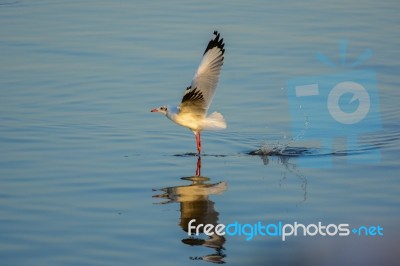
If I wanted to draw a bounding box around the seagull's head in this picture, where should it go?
[150,105,169,116]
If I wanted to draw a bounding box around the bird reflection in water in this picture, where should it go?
[153,156,227,264]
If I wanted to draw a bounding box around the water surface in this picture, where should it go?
[0,1,399,265]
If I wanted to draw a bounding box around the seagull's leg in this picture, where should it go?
[193,131,202,154]
[197,131,202,154]
[194,132,200,154]
[196,156,201,176]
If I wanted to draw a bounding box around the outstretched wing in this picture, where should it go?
[179,31,225,116]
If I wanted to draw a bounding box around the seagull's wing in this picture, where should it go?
[179,31,225,116]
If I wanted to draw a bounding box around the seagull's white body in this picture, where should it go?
[151,31,226,154]
[166,106,226,132]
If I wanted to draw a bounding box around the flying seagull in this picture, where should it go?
[151,31,226,154]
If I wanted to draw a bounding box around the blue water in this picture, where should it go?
[1,1,399,265]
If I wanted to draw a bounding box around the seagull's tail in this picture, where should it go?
[202,112,227,130]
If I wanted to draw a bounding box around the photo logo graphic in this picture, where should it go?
[188,219,384,242]
[286,40,382,167]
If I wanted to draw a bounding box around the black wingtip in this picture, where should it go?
[203,30,225,55]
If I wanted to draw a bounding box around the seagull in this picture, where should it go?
[151,31,226,154]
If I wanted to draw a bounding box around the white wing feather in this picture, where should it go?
[179,31,225,116]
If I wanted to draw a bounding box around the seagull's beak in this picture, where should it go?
[150,108,158,113]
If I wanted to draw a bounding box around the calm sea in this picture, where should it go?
[1,0,399,265]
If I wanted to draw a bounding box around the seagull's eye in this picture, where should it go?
[161,106,167,111]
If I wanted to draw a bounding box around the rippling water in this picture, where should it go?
[1,1,399,265]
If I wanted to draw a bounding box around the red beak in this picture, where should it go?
[150,108,158,112]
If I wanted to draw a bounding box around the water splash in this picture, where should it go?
[250,103,310,156]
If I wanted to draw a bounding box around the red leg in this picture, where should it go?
[195,131,202,154]
[198,131,201,153]
[195,133,199,154]
[196,156,201,176]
